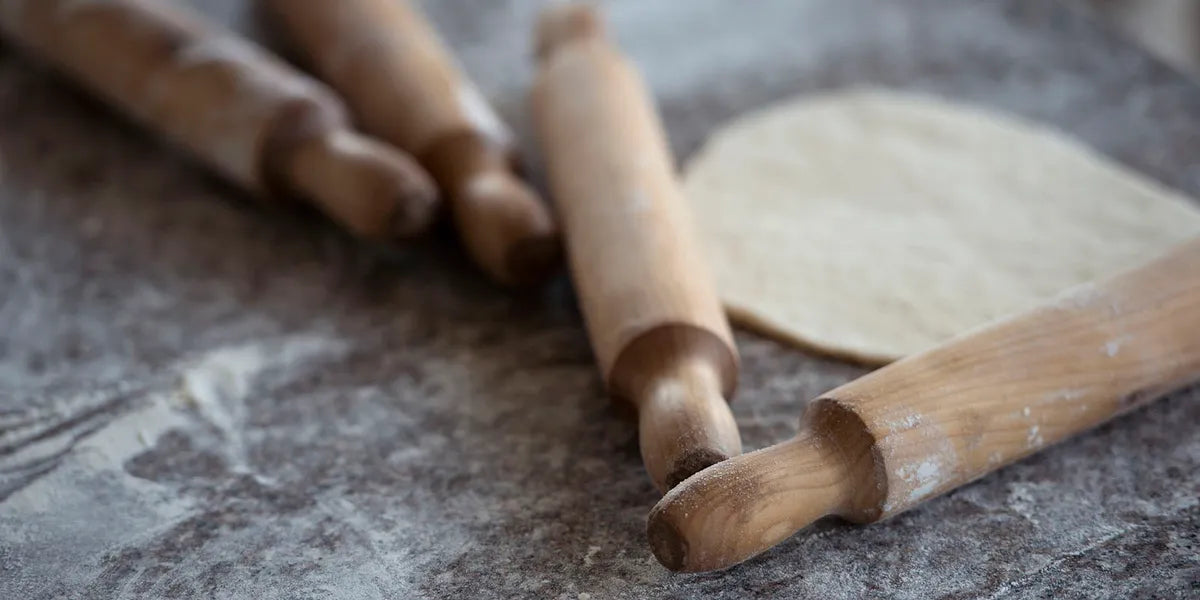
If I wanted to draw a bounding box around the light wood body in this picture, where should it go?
[649,237,1200,572]
[0,0,437,241]
[261,0,560,285]
[532,4,740,492]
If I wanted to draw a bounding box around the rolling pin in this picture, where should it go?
[0,0,438,241]
[260,0,560,286]
[648,237,1200,572]
[532,4,741,493]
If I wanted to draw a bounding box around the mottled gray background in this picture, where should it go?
[1,1,1198,598]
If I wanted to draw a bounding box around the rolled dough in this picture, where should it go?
[685,90,1200,364]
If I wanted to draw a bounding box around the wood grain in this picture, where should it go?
[0,0,438,241]
[532,4,741,493]
[649,237,1200,572]
[261,0,560,285]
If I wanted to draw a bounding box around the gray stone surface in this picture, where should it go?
[1,0,1198,598]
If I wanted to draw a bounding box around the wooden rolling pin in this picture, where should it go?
[532,4,741,493]
[648,238,1200,572]
[0,0,438,241]
[260,0,560,285]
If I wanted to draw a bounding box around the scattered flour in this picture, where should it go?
[903,458,944,503]
[1054,282,1104,311]
[1102,335,1133,358]
[1026,425,1044,449]
[2,334,345,509]
[892,449,956,509]
[884,412,922,431]
[0,334,349,594]
[1006,482,1039,524]
[1046,388,1087,405]
[178,335,346,478]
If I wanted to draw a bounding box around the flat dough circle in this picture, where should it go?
[685,90,1200,364]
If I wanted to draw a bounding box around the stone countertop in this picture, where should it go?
[1,1,1198,598]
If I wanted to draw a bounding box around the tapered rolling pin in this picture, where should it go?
[532,4,741,493]
[0,0,437,241]
[648,237,1200,572]
[260,0,560,286]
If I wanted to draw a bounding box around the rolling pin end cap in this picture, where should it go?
[456,171,561,285]
[278,130,440,241]
[646,509,689,572]
[384,160,442,235]
[636,370,741,492]
[647,436,857,572]
[387,185,441,238]
[344,138,441,240]
[616,330,741,491]
[535,2,605,60]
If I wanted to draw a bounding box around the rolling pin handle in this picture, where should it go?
[420,131,561,285]
[649,239,1200,572]
[647,432,855,572]
[454,169,562,285]
[535,3,606,60]
[534,2,742,491]
[636,358,742,492]
[271,128,440,241]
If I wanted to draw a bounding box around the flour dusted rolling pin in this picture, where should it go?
[532,4,741,492]
[0,0,437,241]
[648,238,1200,572]
[261,0,560,285]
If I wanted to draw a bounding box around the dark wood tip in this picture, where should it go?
[387,179,441,239]
[646,508,688,572]
[535,2,605,60]
[665,447,728,490]
[503,231,563,286]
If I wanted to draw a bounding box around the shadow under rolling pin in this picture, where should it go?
[0,0,438,242]
[532,4,742,493]
[260,0,561,286]
[648,237,1200,572]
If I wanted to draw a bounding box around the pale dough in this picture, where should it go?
[685,89,1200,364]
